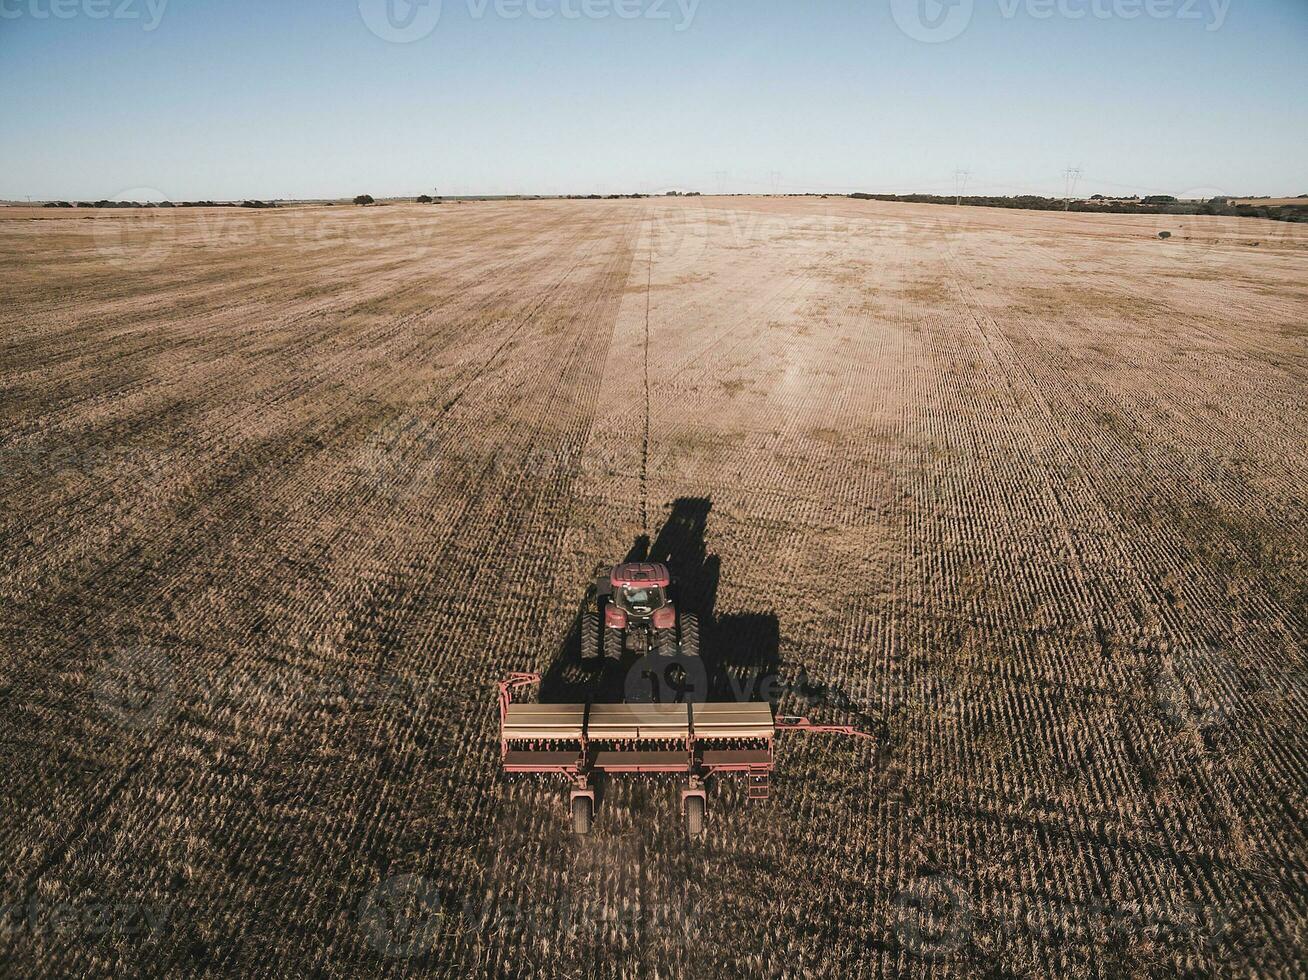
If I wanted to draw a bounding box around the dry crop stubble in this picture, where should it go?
[0,197,1305,977]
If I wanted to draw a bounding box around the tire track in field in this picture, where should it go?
[249,213,644,975]
[641,242,653,536]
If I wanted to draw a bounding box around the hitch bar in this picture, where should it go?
[773,715,879,741]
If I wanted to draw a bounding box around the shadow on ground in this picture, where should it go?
[539,497,782,705]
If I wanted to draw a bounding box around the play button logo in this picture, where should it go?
[891,0,974,43]
[358,0,443,43]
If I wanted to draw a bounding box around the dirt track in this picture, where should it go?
[1,197,1305,977]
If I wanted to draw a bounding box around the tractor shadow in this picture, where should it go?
[539,497,781,705]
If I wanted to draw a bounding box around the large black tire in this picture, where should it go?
[580,612,599,661]
[685,795,705,838]
[679,612,700,658]
[572,795,592,835]
[603,628,623,660]
[654,628,678,657]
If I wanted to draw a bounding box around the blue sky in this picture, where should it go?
[1,0,1304,200]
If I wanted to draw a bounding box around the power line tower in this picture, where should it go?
[1063,167,1082,209]
[769,171,781,196]
[713,171,728,195]
[953,169,971,205]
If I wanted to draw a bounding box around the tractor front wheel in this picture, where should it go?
[580,612,599,661]
[679,613,700,658]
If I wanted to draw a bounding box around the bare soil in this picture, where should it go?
[1,197,1305,977]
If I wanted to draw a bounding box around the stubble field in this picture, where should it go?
[1,196,1305,977]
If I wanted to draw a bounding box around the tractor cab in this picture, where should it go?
[615,585,666,616]
[608,563,671,621]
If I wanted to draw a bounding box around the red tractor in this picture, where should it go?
[580,562,699,661]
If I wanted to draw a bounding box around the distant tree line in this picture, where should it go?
[847,193,1308,223]
[561,193,672,200]
[41,200,281,209]
[39,192,707,208]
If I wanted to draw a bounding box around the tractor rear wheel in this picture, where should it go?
[580,612,599,661]
[571,796,592,835]
[685,795,705,838]
[679,612,700,658]
[603,628,623,660]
